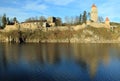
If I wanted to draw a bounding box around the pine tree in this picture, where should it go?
[13,17,18,24]
[2,14,7,28]
[79,14,82,24]
[6,17,10,25]
[82,11,87,24]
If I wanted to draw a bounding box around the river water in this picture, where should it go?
[0,43,120,81]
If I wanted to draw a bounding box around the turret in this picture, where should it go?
[91,4,98,22]
[105,17,110,28]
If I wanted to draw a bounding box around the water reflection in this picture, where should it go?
[0,43,120,81]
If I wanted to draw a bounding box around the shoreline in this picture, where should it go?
[0,39,120,44]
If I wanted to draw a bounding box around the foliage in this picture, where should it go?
[55,17,62,26]
[79,14,82,24]
[82,11,87,24]
[2,14,7,29]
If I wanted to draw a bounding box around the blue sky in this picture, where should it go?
[0,0,120,22]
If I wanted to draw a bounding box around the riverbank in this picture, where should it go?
[0,26,120,43]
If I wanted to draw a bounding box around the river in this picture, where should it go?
[0,43,120,81]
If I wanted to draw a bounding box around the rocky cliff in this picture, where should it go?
[0,26,120,43]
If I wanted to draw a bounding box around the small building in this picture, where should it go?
[4,22,20,31]
[105,17,110,29]
[47,17,56,27]
[20,20,44,30]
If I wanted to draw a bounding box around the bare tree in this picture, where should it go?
[98,16,104,23]
[74,16,79,25]
[65,16,70,25]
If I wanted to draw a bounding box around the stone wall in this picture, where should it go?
[4,24,19,32]
[87,22,105,28]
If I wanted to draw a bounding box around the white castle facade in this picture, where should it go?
[87,4,110,29]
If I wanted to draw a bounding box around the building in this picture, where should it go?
[105,17,110,28]
[20,21,42,30]
[47,17,56,27]
[4,22,20,31]
[91,4,98,22]
[87,4,110,29]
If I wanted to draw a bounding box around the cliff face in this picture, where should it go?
[0,27,120,43]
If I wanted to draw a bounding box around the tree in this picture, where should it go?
[70,16,74,25]
[6,17,10,25]
[2,14,7,28]
[55,17,62,26]
[65,16,70,25]
[13,17,17,23]
[0,16,2,27]
[82,11,87,24]
[87,12,91,20]
[39,16,46,26]
[74,16,79,25]
[98,16,104,23]
[79,14,82,24]
[39,16,46,22]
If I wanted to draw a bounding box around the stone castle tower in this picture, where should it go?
[91,4,98,22]
[105,17,110,28]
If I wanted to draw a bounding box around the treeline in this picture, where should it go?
[64,11,104,26]
[63,11,89,26]
[23,11,89,26]
[0,11,104,29]
[24,11,88,26]
[0,14,18,29]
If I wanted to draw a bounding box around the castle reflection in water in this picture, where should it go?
[0,43,120,79]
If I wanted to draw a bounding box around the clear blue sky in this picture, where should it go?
[0,0,120,22]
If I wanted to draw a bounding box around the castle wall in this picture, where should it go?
[4,25,18,31]
[88,22,105,28]
[20,22,40,30]
[46,26,68,31]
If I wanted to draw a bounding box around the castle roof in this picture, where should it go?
[92,4,96,8]
[105,17,110,21]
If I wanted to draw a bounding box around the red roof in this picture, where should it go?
[105,17,110,21]
[92,4,96,8]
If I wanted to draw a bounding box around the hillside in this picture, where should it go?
[0,25,120,43]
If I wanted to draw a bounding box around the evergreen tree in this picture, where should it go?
[0,16,2,27]
[6,17,10,25]
[2,14,7,28]
[13,17,17,23]
[79,14,82,24]
[82,11,87,24]
[88,12,91,20]
[98,16,104,23]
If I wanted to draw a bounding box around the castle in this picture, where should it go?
[87,4,110,29]
[3,4,111,32]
